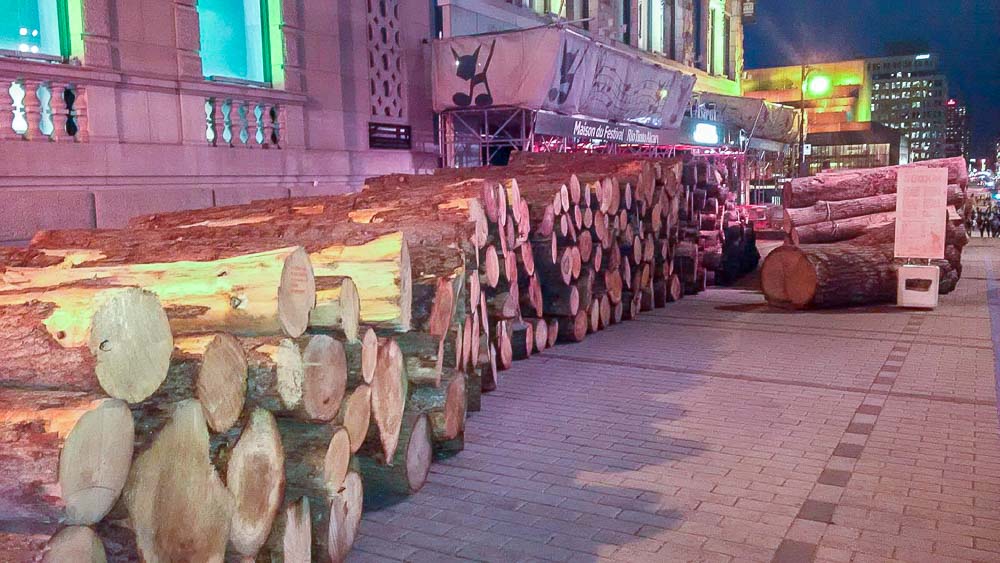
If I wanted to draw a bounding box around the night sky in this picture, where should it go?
[744,0,1000,159]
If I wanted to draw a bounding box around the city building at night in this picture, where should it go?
[803,122,907,175]
[867,53,948,162]
[944,98,971,158]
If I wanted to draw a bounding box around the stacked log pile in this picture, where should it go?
[673,156,759,290]
[0,152,727,561]
[762,157,970,309]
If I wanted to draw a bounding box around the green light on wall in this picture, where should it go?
[805,74,833,97]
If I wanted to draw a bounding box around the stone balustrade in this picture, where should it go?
[1,77,85,142]
[205,96,284,148]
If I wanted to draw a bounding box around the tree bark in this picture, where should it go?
[356,412,432,510]
[0,390,133,527]
[0,286,173,403]
[1,246,316,338]
[783,157,968,208]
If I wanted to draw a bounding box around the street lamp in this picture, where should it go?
[797,65,832,177]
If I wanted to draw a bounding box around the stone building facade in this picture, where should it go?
[0,0,437,244]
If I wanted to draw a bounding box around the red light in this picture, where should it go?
[947,99,957,106]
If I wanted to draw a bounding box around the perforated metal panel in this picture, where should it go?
[366,0,406,120]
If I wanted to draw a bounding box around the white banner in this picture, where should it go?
[894,168,948,260]
[432,28,696,130]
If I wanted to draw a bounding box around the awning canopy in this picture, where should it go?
[432,26,697,131]
[693,92,801,145]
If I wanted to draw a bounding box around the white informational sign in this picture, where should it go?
[894,167,948,259]
[803,143,812,156]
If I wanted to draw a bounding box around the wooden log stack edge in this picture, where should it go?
[0,153,715,561]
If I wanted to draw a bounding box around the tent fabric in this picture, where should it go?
[694,92,801,144]
[432,27,696,131]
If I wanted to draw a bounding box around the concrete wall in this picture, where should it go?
[0,0,437,244]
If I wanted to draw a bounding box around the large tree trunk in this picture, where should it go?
[0,287,173,403]
[123,400,235,562]
[26,229,418,341]
[1,247,316,338]
[0,390,133,527]
[783,157,968,208]
[790,211,897,244]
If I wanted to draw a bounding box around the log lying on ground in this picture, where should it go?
[124,400,235,562]
[0,287,173,403]
[760,237,963,309]
[357,412,432,510]
[0,390,133,527]
[225,408,286,558]
[761,243,897,309]
[1,247,316,338]
[783,157,968,208]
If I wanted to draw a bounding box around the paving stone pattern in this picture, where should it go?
[349,240,1000,563]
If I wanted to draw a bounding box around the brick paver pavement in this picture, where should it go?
[349,239,1000,563]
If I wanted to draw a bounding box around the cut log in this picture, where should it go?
[408,372,467,452]
[357,412,432,510]
[1,246,316,338]
[320,471,363,563]
[279,422,353,499]
[27,229,414,339]
[510,320,533,361]
[124,400,235,563]
[171,333,247,433]
[368,338,408,463]
[0,390,133,526]
[262,496,312,563]
[396,332,446,387]
[42,526,106,563]
[760,243,896,309]
[226,408,286,558]
[337,384,372,454]
[783,185,964,232]
[0,287,173,403]
[557,310,589,343]
[783,157,968,208]
[790,212,897,245]
[244,335,347,423]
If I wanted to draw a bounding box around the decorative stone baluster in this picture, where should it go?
[36,82,55,140]
[9,80,29,138]
[253,103,265,146]
[269,104,281,147]
[205,98,218,145]
[0,80,16,141]
[237,101,249,145]
[221,99,233,146]
[63,85,81,139]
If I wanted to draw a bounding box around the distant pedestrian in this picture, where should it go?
[992,216,1000,238]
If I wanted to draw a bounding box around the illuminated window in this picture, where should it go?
[198,0,282,84]
[1,0,81,58]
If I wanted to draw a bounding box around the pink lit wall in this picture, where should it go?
[0,0,437,244]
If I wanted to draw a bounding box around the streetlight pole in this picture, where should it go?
[798,63,807,177]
